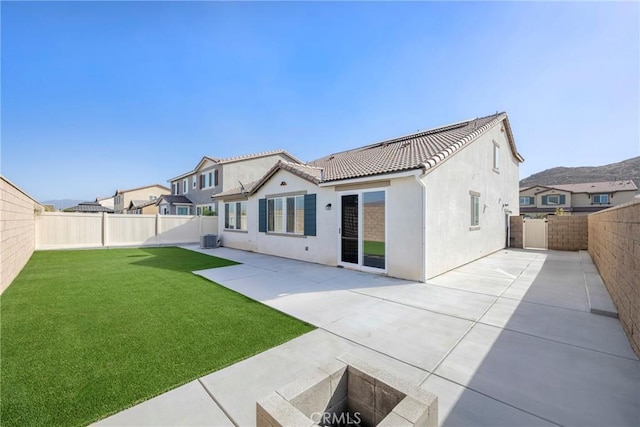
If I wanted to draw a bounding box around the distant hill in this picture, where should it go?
[42,199,85,210]
[520,156,640,188]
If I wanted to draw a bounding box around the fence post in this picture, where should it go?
[156,214,160,246]
[102,213,108,247]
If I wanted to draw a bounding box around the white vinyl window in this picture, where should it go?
[267,195,304,234]
[520,196,534,205]
[470,193,480,228]
[547,195,560,205]
[177,206,189,215]
[183,179,188,194]
[225,201,247,230]
[493,143,500,172]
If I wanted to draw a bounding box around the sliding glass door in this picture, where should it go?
[339,190,386,271]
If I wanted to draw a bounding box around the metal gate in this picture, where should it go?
[523,218,548,249]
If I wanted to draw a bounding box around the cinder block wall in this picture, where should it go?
[509,216,523,248]
[0,177,43,294]
[588,200,640,356]
[547,216,588,251]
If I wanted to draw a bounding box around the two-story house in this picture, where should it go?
[519,180,638,217]
[112,184,171,214]
[158,150,302,215]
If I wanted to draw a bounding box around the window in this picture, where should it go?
[225,201,247,230]
[214,170,219,187]
[267,195,304,234]
[592,194,610,204]
[183,179,188,194]
[197,207,201,215]
[199,175,206,189]
[177,206,189,215]
[470,193,480,228]
[173,183,178,195]
[547,195,560,205]
[493,143,500,172]
[208,172,213,188]
[162,207,168,215]
[520,196,534,205]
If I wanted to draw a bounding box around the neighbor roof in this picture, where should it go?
[114,184,170,196]
[541,180,638,194]
[128,199,157,210]
[155,195,193,205]
[69,202,113,213]
[309,112,523,182]
[169,150,303,182]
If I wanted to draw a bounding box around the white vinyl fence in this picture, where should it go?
[35,212,218,250]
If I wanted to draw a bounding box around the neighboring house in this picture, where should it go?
[95,196,115,210]
[214,112,523,281]
[128,200,159,215]
[519,180,638,217]
[112,184,170,214]
[163,150,302,215]
[67,201,114,213]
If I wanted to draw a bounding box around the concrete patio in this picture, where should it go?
[97,247,639,427]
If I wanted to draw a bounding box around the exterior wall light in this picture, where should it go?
[325,203,332,210]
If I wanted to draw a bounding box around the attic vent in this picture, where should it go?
[328,155,335,160]
[400,142,411,149]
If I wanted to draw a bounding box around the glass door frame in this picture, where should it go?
[337,188,388,274]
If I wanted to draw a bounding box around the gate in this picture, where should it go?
[523,218,548,249]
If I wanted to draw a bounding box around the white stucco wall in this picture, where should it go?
[221,155,293,192]
[423,119,520,278]
[219,169,337,265]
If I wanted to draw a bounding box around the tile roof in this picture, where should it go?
[129,199,157,209]
[212,181,259,199]
[156,195,193,205]
[309,112,522,182]
[69,202,113,213]
[540,180,638,194]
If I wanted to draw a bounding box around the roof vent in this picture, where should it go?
[400,142,411,149]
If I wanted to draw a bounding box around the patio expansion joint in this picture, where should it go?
[427,373,564,427]
[196,378,239,427]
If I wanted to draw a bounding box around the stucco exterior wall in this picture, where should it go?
[1,177,44,294]
[221,154,293,192]
[115,186,170,214]
[423,120,520,278]
[588,200,640,356]
[571,191,637,208]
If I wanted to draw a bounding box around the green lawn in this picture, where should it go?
[0,247,314,426]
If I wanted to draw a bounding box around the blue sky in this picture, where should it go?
[2,1,638,201]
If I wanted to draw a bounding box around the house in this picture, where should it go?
[127,199,159,215]
[214,112,523,281]
[95,196,115,210]
[112,184,170,214]
[67,201,114,213]
[519,180,638,217]
[162,150,302,216]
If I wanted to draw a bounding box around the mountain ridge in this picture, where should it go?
[520,156,640,189]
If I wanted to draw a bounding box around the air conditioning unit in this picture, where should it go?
[200,234,220,249]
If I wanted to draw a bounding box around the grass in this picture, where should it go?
[0,247,314,426]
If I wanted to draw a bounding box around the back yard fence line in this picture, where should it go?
[35,212,218,250]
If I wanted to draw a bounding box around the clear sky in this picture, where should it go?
[1,1,638,202]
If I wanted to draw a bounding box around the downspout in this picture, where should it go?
[415,165,429,282]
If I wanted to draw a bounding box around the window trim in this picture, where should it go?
[470,191,480,230]
[266,194,305,235]
[183,179,188,194]
[519,195,534,206]
[592,193,610,205]
[224,201,247,231]
[492,142,500,173]
[547,194,560,205]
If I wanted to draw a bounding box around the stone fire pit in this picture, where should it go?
[257,355,437,427]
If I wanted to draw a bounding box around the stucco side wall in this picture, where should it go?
[385,176,424,281]
[424,120,520,278]
[571,191,637,208]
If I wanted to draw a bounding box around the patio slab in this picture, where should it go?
[99,246,638,427]
[434,323,640,427]
[94,380,232,426]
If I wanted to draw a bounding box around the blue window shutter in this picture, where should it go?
[559,195,566,205]
[258,199,267,232]
[541,195,548,205]
[304,194,317,236]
